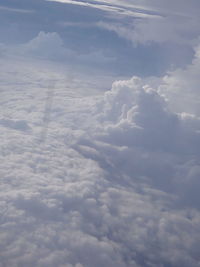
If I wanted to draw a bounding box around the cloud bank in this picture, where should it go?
[1,0,200,266]
[1,39,200,266]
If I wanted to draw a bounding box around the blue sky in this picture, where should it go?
[1,1,200,266]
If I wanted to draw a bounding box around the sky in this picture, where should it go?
[1,0,200,266]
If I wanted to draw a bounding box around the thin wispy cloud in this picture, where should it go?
[0,5,34,13]
[47,0,162,19]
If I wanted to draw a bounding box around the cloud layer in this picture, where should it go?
[1,41,200,266]
[1,0,200,266]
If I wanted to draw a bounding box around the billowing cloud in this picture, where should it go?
[1,41,200,266]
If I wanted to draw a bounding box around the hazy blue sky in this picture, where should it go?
[1,1,200,266]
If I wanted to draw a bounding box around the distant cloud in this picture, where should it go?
[54,0,199,46]
[159,42,200,115]
[47,0,162,19]
[98,14,199,46]
[20,31,71,61]
[0,31,114,68]
[0,5,34,13]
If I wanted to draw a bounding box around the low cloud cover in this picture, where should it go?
[1,48,200,266]
[1,0,200,266]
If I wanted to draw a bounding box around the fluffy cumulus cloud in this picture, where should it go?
[0,31,113,70]
[1,38,200,266]
[0,31,66,61]
[21,31,66,59]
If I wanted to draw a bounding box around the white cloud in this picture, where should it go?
[158,42,200,116]
[9,31,73,61]
[98,14,199,46]
[22,31,65,58]
[47,0,200,47]
[1,0,200,262]
[1,31,114,69]
[86,0,200,18]
[1,43,200,266]
[47,0,161,19]
[0,0,200,267]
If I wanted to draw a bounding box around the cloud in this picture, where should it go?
[21,31,65,58]
[158,42,200,116]
[11,31,73,61]
[47,0,161,19]
[1,1,200,266]
[84,0,200,18]
[0,31,114,73]
[98,14,199,46]
[82,1,200,47]
[0,0,196,78]
[48,0,200,20]
[0,5,34,13]
[1,44,200,266]
[47,0,200,47]
[72,52,200,265]
[0,119,31,131]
